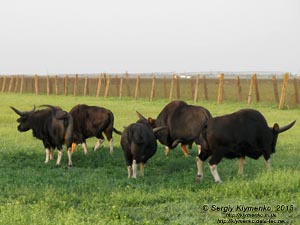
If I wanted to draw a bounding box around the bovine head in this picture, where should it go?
[271,120,296,153]
[10,106,36,132]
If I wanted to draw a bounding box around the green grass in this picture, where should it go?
[0,93,299,225]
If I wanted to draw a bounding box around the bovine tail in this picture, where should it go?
[113,128,122,135]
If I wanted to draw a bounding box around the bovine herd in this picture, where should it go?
[11,101,296,183]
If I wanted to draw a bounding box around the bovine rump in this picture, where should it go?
[147,100,212,156]
[69,104,121,154]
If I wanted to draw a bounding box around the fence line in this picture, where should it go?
[0,73,297,109]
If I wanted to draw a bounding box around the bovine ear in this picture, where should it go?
[148,117,154,124]
[272,123,279,133]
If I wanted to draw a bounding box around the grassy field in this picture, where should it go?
[0,93,299,225]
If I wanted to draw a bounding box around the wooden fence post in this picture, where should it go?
[150,76,156,101]
[84,76,88,96]
[169,75,175,101]
[34,75,39,95]
[253,74,260,102]
[272,75,279,103]
[135,76,141,99]
[20,76,24,94]
[125,72,131,97]
[294,77,299,105]
[203,75,208,100]
[163,76,168,98]
[279,73,289,109]
[247,76,254,105]
[104,75,110,98]
[64,75,69,96]
[236,76,242,101]
[55,75,59,95]
[217,73,224,104]
[119,77,123,99]
[14,76,19,93]
[46,75,50,95]
[73,74,78,96]
[96,74,102,97]
[115,76,120,96]
[176,75,180,99]
[8,76,14,93]
[190,76,195,100]
[194,75,200,103]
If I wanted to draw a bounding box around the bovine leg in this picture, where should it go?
[132,160,137,179]
[127,165,133,178]
[195,156,204,181]
[139,163,144,177]
[197,145,201,155]
[94,139,104,152]
[108,138,113,154]
[238,157,245,175]
[67,148,73,167]
[56,150,63,165]
[165,146,170,156]
[208,164,222,183]
[71,143,77,153]
[49,148,54,160]
[82,142,88,155]
[181,144,190,157]
[45,148,50,163]
[265,159,271,171]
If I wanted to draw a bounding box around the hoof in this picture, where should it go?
[215,180,223,184]
[195,174,203,182]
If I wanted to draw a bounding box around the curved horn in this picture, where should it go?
[153,126,168,134]
[10,106,25,116]
[277,120,296,133]
[31,105,36,112]
[136,111,147,120]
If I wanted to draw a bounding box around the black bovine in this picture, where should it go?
[145,100,212,156]
[120,113,166,178]
[11,105,74,166]
[69,104,122,154]
[196,109,296,183]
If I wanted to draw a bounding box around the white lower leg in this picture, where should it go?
[265,159,271,171]
[132,160,137,179]
[49,148,54,160]
[209,164,222,183]
[56,150,63,165]
[82,142,88,155]
[109,139,113,154]
[94,139,104,152]
[196,156,204,181]
[127,166,133,178]
[197,145,202,155]
[67,148,73,167]
[238,157,245,175]
[165,146,170,156]
[45,148,50,163]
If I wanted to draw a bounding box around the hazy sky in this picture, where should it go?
[0,0,299,75]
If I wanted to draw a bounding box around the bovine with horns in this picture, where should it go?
[11,105,74,166]
[120,112,166,178]
[144,100,212,156]
[195,109,296,183]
